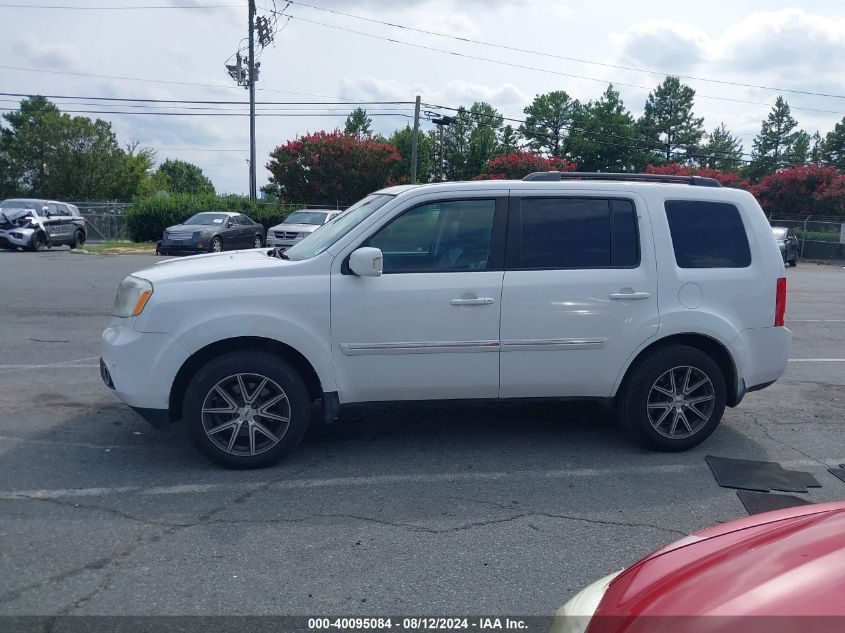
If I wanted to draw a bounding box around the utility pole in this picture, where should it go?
[248,0,257,201]
[410,95,421,184]
[429,114,455,182]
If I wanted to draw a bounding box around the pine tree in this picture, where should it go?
[639,76,704,164]
[700,123,744,172]
[568,84,639,172]
[518,91,576,157]
[498,125,520,155]
[821,118,845,169]
[344,107,372,138]
[749,96,800,178]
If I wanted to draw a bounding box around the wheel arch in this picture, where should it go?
[169,336,323,422]
[614,333,741,407]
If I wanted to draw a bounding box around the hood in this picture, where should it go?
[164,224,212,234]
[268,222,321,233]
[137,249,295,284]
[594,502,845,619]
[0,208,39,222]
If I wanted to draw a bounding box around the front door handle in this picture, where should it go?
[609,291,651,300]
[450,297,495,306]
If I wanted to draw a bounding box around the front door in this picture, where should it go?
[499,193,659,398]
[330,195,507,403]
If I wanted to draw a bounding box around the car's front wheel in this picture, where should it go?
[210,236,223,253]
[618,345,726,451]
[70,230,85,249]
[29,231,47,252]
[183,351,311,468]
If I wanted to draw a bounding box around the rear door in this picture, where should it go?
[44,203,75,244]
[499,192,659,398]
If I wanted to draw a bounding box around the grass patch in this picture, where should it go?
[80,241,157,254]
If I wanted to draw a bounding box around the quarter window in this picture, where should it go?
[665,200,751,268]
[367,199,496,273]
[516,197,639,269]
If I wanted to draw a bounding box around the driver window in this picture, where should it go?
[46,203,61,216]
[367,199,496,273]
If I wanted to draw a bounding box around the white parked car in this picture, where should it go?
[101,172,791,468]
[265,208,343,251]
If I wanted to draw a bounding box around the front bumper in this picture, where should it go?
[158,237,208,255]
[0,227,34,248]
[101,319,191,426]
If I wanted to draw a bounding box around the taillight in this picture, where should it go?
[775,277,787,326]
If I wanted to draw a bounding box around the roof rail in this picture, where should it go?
[521,171,723,187]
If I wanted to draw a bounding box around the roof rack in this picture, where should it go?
[521,171,722,187]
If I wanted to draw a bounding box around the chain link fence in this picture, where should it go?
[767,214,845,262]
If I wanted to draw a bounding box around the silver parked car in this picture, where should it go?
[265,209,342,251]
[0,199,87,251]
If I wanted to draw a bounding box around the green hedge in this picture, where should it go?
[126,194,299,242]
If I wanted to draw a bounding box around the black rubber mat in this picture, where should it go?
[828,467,845,484]
[705,455,821,492]
[737,490,812,515]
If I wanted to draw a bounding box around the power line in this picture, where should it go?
[0,91,415,106]
[0,107,413,118]
[286,0,845,102]
[284,14,845,117]
[0,3,239,9]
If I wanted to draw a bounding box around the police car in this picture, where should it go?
[0,199,87,251]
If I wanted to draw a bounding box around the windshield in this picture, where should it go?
[284,211,329,225]
[284,194,394,261]
[0,199,43,214]
[183,213,229,226]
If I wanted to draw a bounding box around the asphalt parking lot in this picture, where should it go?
[0,248,843,617]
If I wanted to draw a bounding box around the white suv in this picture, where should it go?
[101,173,791,468]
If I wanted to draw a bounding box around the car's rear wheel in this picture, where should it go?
[183,351,311,468]
[70,230,85,249]
[211,236,223,253]
[788,257,797,267]
[29,231,46,252]
[253,234,263,248]
[618,345,726,451]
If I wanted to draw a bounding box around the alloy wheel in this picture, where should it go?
[212,237,223,252]
[646,365,715,439]
[201,373,291,456]
[254,235,262,248]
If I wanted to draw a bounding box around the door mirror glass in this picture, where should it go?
[226,219,234,228]
[349,247,383,277]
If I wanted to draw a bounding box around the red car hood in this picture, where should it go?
[592,501,845,624]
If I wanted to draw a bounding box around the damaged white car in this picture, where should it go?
[0,199,87,251]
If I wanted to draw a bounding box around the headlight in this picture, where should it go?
[551,570,623,633]
[112,275,153,318]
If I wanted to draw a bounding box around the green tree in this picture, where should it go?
[639,76,705,164]
[386,125,434,183]
[518,90,576,157]
[700,123,744,172]
[568,84,639,171]
[1,96,145,199]
[809,131,823,165]
[344,107,373,138]
[151,158,215,195]
[749,96,801,178]
[790,130,811,165]
[498,124,520,155]
[442,102,503,180]
[821,119,845,169]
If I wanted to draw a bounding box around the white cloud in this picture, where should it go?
[15,33,81,70]
[611,20,712,71]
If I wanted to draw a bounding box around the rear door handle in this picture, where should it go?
[609,291,651,300]
[450,297,495,306]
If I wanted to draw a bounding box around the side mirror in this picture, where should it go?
[226,219,233,228]
[348,247,383,277]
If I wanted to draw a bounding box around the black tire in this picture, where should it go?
[210,236,223,253]
[617,344,726,451]
[70,230,85,249]
[183,351,311,468]
[29,231,46,252]
[253,234,264,248]
[788,258,797,267]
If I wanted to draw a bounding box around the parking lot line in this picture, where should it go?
[789,358,845,362]
[1,458,842,501]
[0,356,99,374]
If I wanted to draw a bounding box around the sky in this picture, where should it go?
[2,0,845,196]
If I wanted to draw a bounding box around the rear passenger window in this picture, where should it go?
[665,201,751,268]
[517,197,639,269]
